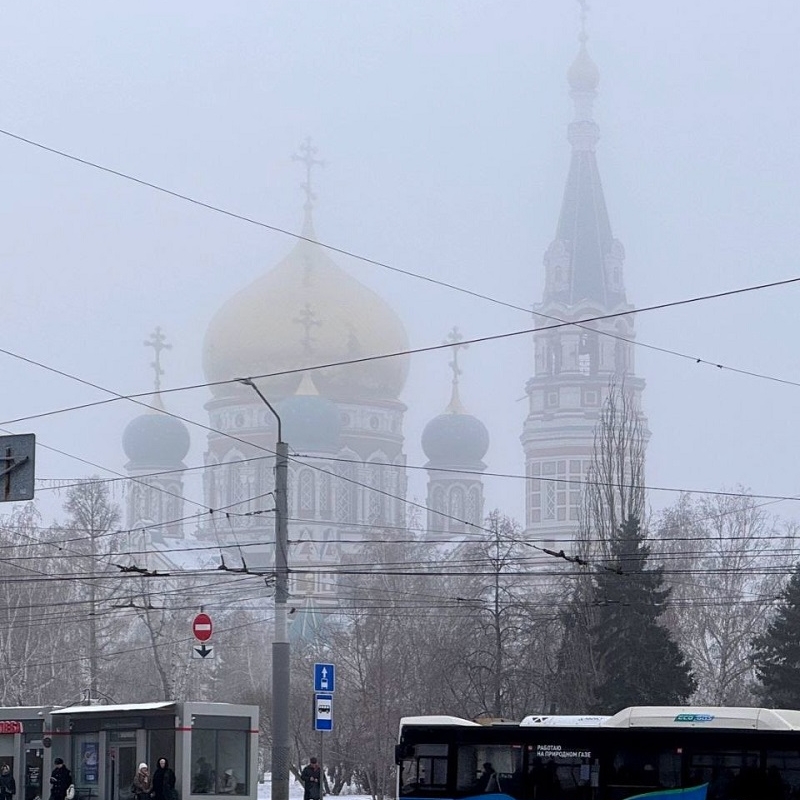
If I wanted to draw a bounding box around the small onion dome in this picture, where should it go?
[123,412,190,469]
[568,43,599,92]
[422,412,489,469]
[275,394,341,454]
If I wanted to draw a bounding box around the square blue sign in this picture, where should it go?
[314,662,335,693]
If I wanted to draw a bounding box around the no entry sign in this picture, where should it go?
[193,613,213,642]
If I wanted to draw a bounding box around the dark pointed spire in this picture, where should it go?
[543,3,626,310]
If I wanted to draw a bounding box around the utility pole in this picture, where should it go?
[239,379,290,800]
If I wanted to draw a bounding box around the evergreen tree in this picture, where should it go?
[751,564,800,706]
[590,516,695,712]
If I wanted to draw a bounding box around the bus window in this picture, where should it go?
[400,744,449,796]
[765,751,800,799]
[607,748,681,798]
[688,750,758,799]
[528,744,595,800]
[456,745,523,798]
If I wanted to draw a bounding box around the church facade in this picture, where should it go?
[122,35,647,623]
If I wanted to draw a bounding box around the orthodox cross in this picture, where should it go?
[292,137,326,208]
[578,0,589,42]
[444,326,467,413]
[144,327,171,393]
[293,303,321,355]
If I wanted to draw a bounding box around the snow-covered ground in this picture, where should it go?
[257,777,369,800]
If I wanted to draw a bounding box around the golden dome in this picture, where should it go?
[203,213,410,402]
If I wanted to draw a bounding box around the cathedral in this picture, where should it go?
[121,32,647,630]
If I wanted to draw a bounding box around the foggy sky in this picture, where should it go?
[2,1,799,527]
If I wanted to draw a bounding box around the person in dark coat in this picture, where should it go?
[152,758,176,800]
[300,758,321,800]
[49,759,72,800]
[0,764,16,800]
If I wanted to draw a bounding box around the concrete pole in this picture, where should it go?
[238,379,290,800]
[273,439,290,800]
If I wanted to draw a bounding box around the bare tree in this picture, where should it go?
[580,376,647,560]
[657,493,792,705]
[554,377,648,711]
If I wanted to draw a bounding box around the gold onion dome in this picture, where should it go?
[203,214,410,402]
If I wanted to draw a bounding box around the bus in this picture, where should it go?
[395,706,800,799]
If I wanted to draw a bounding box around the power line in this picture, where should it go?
[2,273,800,432]
[2,126,798,397]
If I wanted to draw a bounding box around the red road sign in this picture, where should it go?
[193,613,213,642]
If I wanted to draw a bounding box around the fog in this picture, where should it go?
[2,1,799,526]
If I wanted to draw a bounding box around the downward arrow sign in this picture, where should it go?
[193,643,215,659]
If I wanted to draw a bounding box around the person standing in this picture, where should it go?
[49,759,72,800]
[300,758,321,800]
[0,764,16,800]
[152,759,176,800]
[131,764,151,800]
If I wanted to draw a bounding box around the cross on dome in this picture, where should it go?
[292,137,326,211]
[578,0,589,43]
[444,326,468,414]
[293,302,321,355]
[144,327,171,395]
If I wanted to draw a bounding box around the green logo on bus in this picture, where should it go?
[674,714,715,723]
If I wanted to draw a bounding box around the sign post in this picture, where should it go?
[0,434,35,502]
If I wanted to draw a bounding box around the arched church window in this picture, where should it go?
[579,331,599,376]
[367,462,384,525]
[466,487,481,525]
[449,487,466,533]
[298,470,315,516]
[335,467,355,524]
[319,472,332,520]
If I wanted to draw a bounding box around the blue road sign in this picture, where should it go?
[314,662,335,693]
[315,693,333,731]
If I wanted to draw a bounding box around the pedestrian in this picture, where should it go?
[0,765,15,800]
[152,758,176,800]
[49,759,72,800]
[476,763,496,793]
[192,759,212,794]
[300,758,321,800]
[131,764,152,800]
[219,770,236,795]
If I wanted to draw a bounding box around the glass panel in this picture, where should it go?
[147,729,174,776]
[529,744,595,800]
[765,750,800,799]
[607,747,681,799]
[191,729,248,795]
[688,750,758,800]
[399,744,448,796]
[25,749,42,800]
[457,745,523,798]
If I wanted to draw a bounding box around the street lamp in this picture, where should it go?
[238,378,290,800]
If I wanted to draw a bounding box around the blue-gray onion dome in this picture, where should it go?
[422,412,489,468]
[123,413,191,468]
[275,393,341,454]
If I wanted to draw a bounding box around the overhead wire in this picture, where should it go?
[1,126,798,396]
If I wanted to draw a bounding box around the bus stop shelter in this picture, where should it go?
[48,702,259,800]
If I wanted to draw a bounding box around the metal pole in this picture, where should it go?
[238,379,290,800]
[319,732,324,797]
[273,439,290,800]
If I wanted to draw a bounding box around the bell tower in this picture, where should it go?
[521,6,647,547]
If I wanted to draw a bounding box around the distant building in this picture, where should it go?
[122,33,648,623]
[520,35,648,549]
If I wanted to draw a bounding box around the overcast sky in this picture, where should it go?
[2,1,800,528]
